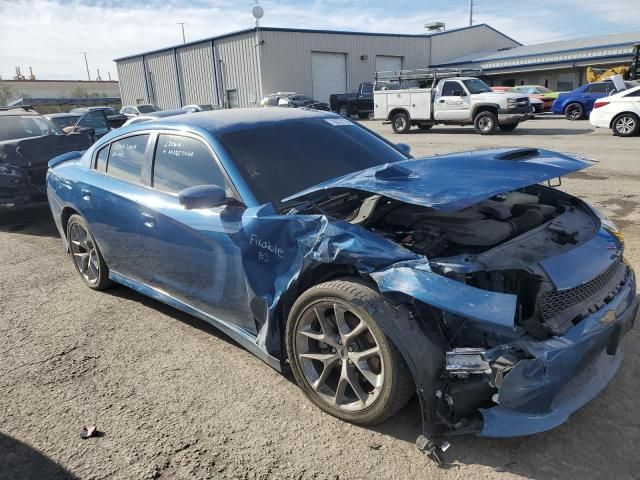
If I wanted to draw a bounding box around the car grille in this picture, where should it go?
[516,97,530,106]
[540,258,628,321]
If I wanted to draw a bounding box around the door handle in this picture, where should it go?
[438,99,445,103]
[141,212,155,228]
[80,189,91,200]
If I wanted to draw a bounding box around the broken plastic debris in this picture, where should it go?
[80,425,98,439]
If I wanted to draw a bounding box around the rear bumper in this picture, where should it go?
[479,268,637,437]
[589,108,611,129]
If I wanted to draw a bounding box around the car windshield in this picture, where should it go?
[217,118,407,208]
[138,105,159,114]
[0,115,64,141]
[462,79,492,94]
[50,116,81,129]
[536,86,552,93]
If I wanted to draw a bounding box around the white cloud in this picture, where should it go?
[0,0,636,80]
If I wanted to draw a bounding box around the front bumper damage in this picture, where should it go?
[480,271,637,437]
[0,166,46,208]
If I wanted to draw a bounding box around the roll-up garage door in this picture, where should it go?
[376,55,403,74]
[311,52,347,103]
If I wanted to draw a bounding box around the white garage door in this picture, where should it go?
[311,52,347,103]
[376,55,403,74]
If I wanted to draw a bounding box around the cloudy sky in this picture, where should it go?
[1,0,639,80]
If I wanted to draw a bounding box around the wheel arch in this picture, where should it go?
[60,206,81,241]
[610,111,639,128]
[388,107,411,121]
[564,100,584,113]
[472,104,499,119]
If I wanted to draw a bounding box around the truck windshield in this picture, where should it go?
[463,79,492,94]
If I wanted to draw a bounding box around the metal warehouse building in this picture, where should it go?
[434,31,640,92]
[114,24,519,109]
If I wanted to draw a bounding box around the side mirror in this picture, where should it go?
[396,143,411,155]
[179,185,229,210]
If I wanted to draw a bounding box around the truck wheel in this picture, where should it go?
[498,123,518,132]
[357,112,370,120]
[417,123,433,131]
[612,113,639,137]
[338,104,350,117]
[564,103,583,121]
[391,112,411,134]
[474,111,498,135]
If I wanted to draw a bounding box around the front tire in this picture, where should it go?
[67,214,112,290]
[612,113,639,137]
[474,111,498,135]
[286,279,414,426]
[564,102,584,120]
[338,104,350,117]
[391,112,411,134]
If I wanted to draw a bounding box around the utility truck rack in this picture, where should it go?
[375,67,483,86]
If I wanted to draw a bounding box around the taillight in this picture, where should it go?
[594,101,609,109]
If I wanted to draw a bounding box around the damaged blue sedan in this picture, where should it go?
[47,109,637,451]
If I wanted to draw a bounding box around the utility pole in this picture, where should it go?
[80,52,90,81]
[468,0,473,26]
[177,23,187,44]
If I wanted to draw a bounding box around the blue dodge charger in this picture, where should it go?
[47,108,637,450]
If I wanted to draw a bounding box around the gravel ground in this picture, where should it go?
[1,116,639,480]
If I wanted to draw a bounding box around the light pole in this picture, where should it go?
[80,52,90,81]
[177,22,187,44]
[468,0,473,26]
[252,2,264,104]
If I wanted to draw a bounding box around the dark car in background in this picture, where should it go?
[47,109,111,141]
[71,106,127,128]
[121,108,192,126]
[330,82,374,118]
[260,92,330,111]
[47,112,82,130]
[1,106,91,208]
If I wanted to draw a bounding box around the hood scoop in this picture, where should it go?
[374,164,413,181]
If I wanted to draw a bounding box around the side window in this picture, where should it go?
[587,83,608,94]
[625,89,640,97]
[78,111,108,131]
[266,96,278,106]
[152,134,229,195]
[361,83,373,95]
[95,144,109,172]
[106,135,149,184]
[441,81,462,96]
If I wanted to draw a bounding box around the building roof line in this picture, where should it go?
[113,23,518,62]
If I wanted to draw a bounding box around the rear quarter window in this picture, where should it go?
[105,135,149,184]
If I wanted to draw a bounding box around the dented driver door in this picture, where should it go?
[137,132,257,334]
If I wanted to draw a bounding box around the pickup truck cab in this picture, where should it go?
[329,82,374,118]
[374,69,530,134]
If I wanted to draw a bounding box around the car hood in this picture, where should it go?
[283,148,595,212]
[0,133,92,169]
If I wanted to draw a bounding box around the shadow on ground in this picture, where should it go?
[403,127,593,136]
[0,205,59,237]
[0,432,78,480]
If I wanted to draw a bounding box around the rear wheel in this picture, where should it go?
[67,214,112,290]
[498,123,518,131]
[338,104,350,117]
[286,279,414,425]
[612,113,639,137]
[564,102,584,120]
[391,112,411,134]
[474,111,498,135]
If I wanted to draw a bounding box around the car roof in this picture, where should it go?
[47,113,81,118]
[0,107,40,117]
[120,107,336,136]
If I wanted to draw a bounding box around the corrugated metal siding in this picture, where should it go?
[259,31,431,98]
[116,57,146,106]
[144,50,180,109]
[176,42,218,107]
[430,25,520,66]
[215,32,260,108]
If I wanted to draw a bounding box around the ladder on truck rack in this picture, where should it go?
[375,67,483,83]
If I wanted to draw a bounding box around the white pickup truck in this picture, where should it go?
[374,69,531,134]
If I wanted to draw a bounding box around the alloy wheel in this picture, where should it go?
[69,222,100,285]
[615,116,635,135]
[478,116,493,132]
[566,104,582,120]
[394,116,407,131]
[339,105,349,117]
[294,301,384,412]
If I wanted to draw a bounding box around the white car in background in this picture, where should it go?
[590,85,640,137]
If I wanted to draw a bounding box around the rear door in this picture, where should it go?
[582,83,611,112]
[80,134,153,282]
[434,80,472,121]
[137,132,257,333]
